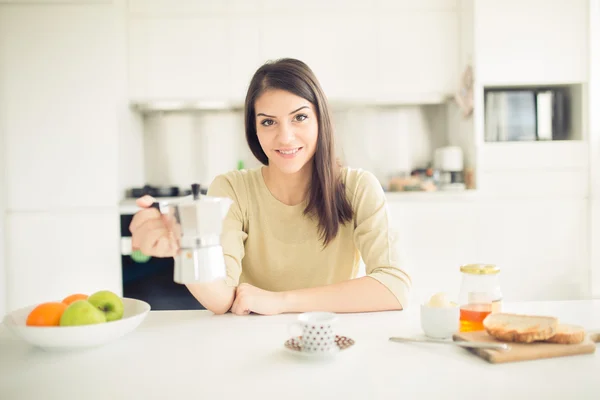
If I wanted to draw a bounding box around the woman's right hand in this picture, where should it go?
[129,195,179,258]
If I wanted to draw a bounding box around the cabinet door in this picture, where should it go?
[476,199,589,301]
[592,199,600,298]
[6,211,121,312]
[386,200,479,304]
[129,17,229,101]
[0,4,119,210]
[259,15,378,103]
[228,15,261,103]
[0,215,5,317]
[376,9,459,102]
[475,0,588,84]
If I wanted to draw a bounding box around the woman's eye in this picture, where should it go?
[294,114,308,122]
[260,119,274,127]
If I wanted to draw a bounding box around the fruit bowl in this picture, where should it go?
[2,298,150,351]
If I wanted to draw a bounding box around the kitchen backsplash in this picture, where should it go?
[131,103,458,193]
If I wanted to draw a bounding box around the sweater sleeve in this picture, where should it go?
[207,173,248,287]
[352,171,412,309]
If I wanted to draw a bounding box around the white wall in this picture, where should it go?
[141,111,254,189]
[446,0,475,169]
[138,104,450,191]
[334,106,448,184]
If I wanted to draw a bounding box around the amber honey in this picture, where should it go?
[459,303,492,332]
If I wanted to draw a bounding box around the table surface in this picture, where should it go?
[1,300,599,400]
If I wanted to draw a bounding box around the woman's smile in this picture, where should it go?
[275,147,304,158]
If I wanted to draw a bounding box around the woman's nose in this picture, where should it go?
[277,122,295,143]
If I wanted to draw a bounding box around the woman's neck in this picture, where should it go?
[262,163,312,206]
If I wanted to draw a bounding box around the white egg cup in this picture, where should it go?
[420,303,460,340]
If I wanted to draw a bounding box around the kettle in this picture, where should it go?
[151,183,233,284]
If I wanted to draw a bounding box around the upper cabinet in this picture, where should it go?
[259,14,379,103]
[129,17,230,101]
[0,3,120,210]
[475,0,589,85]
[376,6,459,102]
[128,0,261,103]
[127,0,460,105]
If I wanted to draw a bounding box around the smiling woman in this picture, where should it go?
[129,58,412,316]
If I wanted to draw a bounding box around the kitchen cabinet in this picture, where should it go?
[259,15,378,102]
[128,0,261,102]
[387,200,478,303]
[476,198,589,301]
[5,211,122,312]
[226,16,262,102]
[477,141,590,197]
[127,0,460,104]
[129,17,230,101]
[590,0,600,298]
[475,0,588,85]
[375,8,459,102]
[387,196,589,303]
[0,4,119,210]
[0,2,124,313]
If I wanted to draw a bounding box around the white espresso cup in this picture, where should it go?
[289,312,339,353]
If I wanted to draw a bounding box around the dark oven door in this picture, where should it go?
[120,213,205,310]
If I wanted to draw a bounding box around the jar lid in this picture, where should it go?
[460,264,500,275]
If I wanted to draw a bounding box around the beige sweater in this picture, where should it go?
[207,166,411,308]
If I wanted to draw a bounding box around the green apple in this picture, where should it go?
[88,290,124,322]
[60,300,107,326]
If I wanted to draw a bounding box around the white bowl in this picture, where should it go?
[2,298,150,351]
[420,303,460,339]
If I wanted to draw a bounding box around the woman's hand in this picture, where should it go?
[231,283,286,316]
[129,195,179,258]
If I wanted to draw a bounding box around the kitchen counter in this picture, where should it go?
[1,300,598,400]
[118,190,481,214]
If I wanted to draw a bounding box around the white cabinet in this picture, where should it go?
[376,8,459,101]
[0,4,119,210]
[477,141,590,197]
[475,0,588,84]
[387,200,479,305]
[128,1,261,102]
[388,196,589,304]
[476,199,589,301]
[5,211,122,311]
[0,3,124,313]
[129,17,229,101]
[590,0,600,298]
[127,0,459,104]
[228,16,261,102]
[259,15,378,102]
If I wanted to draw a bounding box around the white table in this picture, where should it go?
[1,300,598,400]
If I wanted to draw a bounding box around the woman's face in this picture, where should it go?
[254,89,318,175]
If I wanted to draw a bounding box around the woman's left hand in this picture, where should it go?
[230,283,286,316]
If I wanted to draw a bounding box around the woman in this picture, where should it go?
[130,58,411,315]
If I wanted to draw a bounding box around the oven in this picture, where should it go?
[119,192,206,311]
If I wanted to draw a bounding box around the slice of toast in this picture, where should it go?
[545,324,586,345]
[483,313,558,343]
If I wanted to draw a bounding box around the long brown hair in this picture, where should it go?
[244,58,353,247]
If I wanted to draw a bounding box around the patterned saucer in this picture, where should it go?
[284,335,355,359]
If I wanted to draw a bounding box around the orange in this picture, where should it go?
[62,293,88,305]
[26,302,68,327]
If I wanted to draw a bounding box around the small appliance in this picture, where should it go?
[151,183,233,284]
[434,146,465,191]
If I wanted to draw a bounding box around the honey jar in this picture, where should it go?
[458,264,502,332]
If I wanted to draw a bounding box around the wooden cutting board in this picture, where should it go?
[452,330,599,364]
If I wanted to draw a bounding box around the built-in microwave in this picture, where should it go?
[484,88,570,142]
